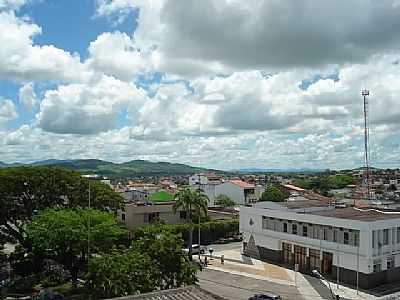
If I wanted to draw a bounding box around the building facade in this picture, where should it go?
[240,201,400,289]
[118,202,186,231]
[216,180,262,205]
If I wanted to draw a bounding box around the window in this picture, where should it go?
[333,230,337,242]
[344,232,349,245]
[180,211,187,220]
[387,257,395,270]
[149,212,159,223]
[303,226,308,237]
[313,227,320,239]
[354,232,359,247]
[383,229,389,245]
[262,216,268,229]
[373,259,382,273]
[323,228,328,240]
[283,223,288,233]
[121,213,125,221]
[372,231,376,248]
[397,227,400,243]
[292,224,297,235]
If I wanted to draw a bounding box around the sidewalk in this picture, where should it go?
[321,280,400,300]
[198,248,327,300]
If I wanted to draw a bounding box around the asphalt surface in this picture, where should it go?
[198,268,306,300]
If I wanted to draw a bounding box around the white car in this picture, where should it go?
[183,244,207,254]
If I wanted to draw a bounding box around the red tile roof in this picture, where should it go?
[229,180,255,188]
[283,184,305,192]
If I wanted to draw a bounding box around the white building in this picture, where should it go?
[189,173,223,186]
[189,173,223,206]
[215,180,263,206]
[240,200,400,289]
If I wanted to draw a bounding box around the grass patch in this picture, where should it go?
[149,191,175,202]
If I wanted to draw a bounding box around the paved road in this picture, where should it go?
[207,242,243,253]
[198,268,306,300]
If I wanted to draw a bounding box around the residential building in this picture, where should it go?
[189,174,263,206]
[282,184,306,196]
[240,200,400,289]
[118,200,185,232]
[189,173,223,206]
[215,180,263,205]
[160,179,178,194]
[118,188,149,202]
[189,173,223,186]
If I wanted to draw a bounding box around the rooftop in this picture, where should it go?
[282,199,331,209]
[310,207,400,222]
[229,180,255,189]
[283,184,305,192]
[107,286,224,300]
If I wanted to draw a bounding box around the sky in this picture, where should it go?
[1,0,400,170]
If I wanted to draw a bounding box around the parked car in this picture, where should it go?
[248,293,282,300]
[183,244,207,254]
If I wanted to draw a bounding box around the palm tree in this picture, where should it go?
[173,187,208,260]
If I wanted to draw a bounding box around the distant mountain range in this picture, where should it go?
[0,159,216,177]
[231,168,328,173]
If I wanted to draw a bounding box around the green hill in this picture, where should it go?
[0,159,217,177]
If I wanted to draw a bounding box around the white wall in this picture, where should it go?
[240,206,400,274]
[216,182,245,205]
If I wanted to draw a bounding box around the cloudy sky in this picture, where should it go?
[1,0,400,170]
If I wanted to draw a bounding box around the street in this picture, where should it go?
[198,268,306,300]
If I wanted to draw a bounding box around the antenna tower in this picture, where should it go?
[361,89,371,201]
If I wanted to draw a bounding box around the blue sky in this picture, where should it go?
[1,0,400,169]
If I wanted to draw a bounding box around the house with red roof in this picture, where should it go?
[215,179,263,205]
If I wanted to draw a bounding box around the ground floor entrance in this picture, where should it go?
[322,252,333,275]
[281,242,332,275]
[294,245,307,271]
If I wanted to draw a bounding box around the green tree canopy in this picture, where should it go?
[215,194,235,208]
[0,167,123,247]
[132,231,197,290]
[260,185,288,202]
[85,249,159,299]
[86,231,197,298]
[294,175,355,194]
[26,208,127,283]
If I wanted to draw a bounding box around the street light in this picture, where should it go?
[312,269,338,300]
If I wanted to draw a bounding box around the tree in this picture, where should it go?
[260,185,287,202]
[0,167,123,248]
[26,208,127,283]
[215,194,235,208]
[172,188,208,260]
[132,231,197,289]
[86,231,197,298]
[85,249,159,299]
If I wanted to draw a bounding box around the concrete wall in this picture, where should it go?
[118,203,184,231]
[215,182,245,205]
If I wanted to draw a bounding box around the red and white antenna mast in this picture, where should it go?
[361,89,371,201]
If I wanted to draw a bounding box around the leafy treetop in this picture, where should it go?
[0,166,123,247]
[260,185,288,202]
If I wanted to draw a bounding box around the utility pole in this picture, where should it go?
[198,173,201,261]
[88,179,91,264]
[362,89,371,201]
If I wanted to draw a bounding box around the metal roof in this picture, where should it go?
[107,286,225,300]
[310,207,400,222]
